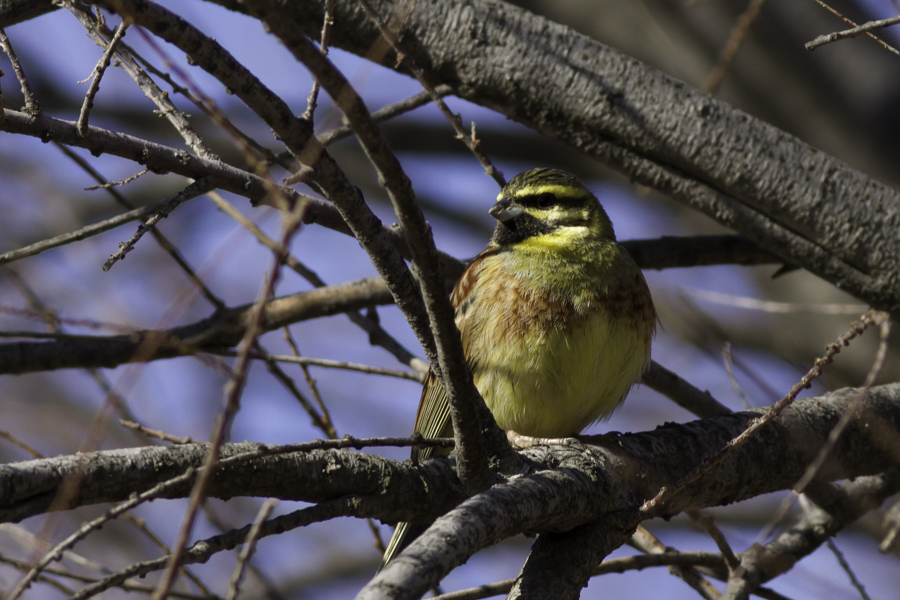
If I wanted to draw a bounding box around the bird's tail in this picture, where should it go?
[378,521,429,571]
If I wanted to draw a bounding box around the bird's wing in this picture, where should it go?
[411,370,449,464]
[410,248,498,464]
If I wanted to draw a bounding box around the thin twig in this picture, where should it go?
[640,361,732,418]
[682,287,868,314]
[807,12,900,53]
[283,84,457,182]
[354,0,505,186]
[260,345,335,436]
[0,197,171,267]
[1,109,326,215]
[282,327,337,436]
[83,168,148,190]
[0,555,212,599]
[213,348,421,381]
[808,0,900,56]
[688,510,740,571]
[301,0,336,121]
[226,499,278,600]
[704,0,769,95]
[722,342,753,410]
[318,84,454,146]
[758,310,891,540]
[77,20,129,136]
[119,420,195,444]
[102,178,213,271]
[630,526,723,600]
[641,310,880,516]
[0,429,45,458]
[826,538,872,600]
[0,27,40,114]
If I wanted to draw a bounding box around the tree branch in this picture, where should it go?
[362,383,900,595]
[4,385,895,525]
[3,384,897,597]
[263,0,900,313]
[238,0,502,490]
[0,277,394,374]
[727,471,900,598]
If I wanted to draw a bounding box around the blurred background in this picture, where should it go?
[1,0,899,598]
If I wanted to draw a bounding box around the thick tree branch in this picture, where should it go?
[0,0,58,27]
[509,517,637,600]
[357,384,900,597]
[0,437,463,524]
[4,385,896,594]
[263,0,900,313]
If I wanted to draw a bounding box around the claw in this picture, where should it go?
[506,430,581,449]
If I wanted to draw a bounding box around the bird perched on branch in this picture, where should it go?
[381,168,656,568]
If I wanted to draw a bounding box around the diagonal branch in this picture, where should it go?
[239,0,502,490]
[726,472,900,598]
[87,0,440,391]
[270,0,900,313]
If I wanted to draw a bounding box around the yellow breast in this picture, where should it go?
[456,243,654,437]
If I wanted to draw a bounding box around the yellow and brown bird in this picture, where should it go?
[381,168,656,567]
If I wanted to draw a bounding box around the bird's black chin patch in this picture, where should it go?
[491,213,554,246]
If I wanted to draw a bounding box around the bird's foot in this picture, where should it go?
[506,430,581,449]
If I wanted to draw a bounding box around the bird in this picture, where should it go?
[380,167,656,568]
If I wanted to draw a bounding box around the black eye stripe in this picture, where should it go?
[517,192,585,209]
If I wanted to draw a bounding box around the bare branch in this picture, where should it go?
[0,195,176,266]
[641,310,883,516]
[75,19,128,137]
[360,385,900,597]
[0,276,395,374]
[237,0,502,490]
[806,5,900,55]
[725,472,900,598]
[101,178,213,271]
[272,0,900,313]
[0,27,39,114]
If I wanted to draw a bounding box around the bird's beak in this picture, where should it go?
[489,199,524,223]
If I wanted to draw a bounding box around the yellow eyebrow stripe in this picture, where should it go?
[500,183,589,201]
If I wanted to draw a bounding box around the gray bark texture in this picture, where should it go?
[243,0,900,313]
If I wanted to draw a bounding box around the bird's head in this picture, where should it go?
[489,168,616,248]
